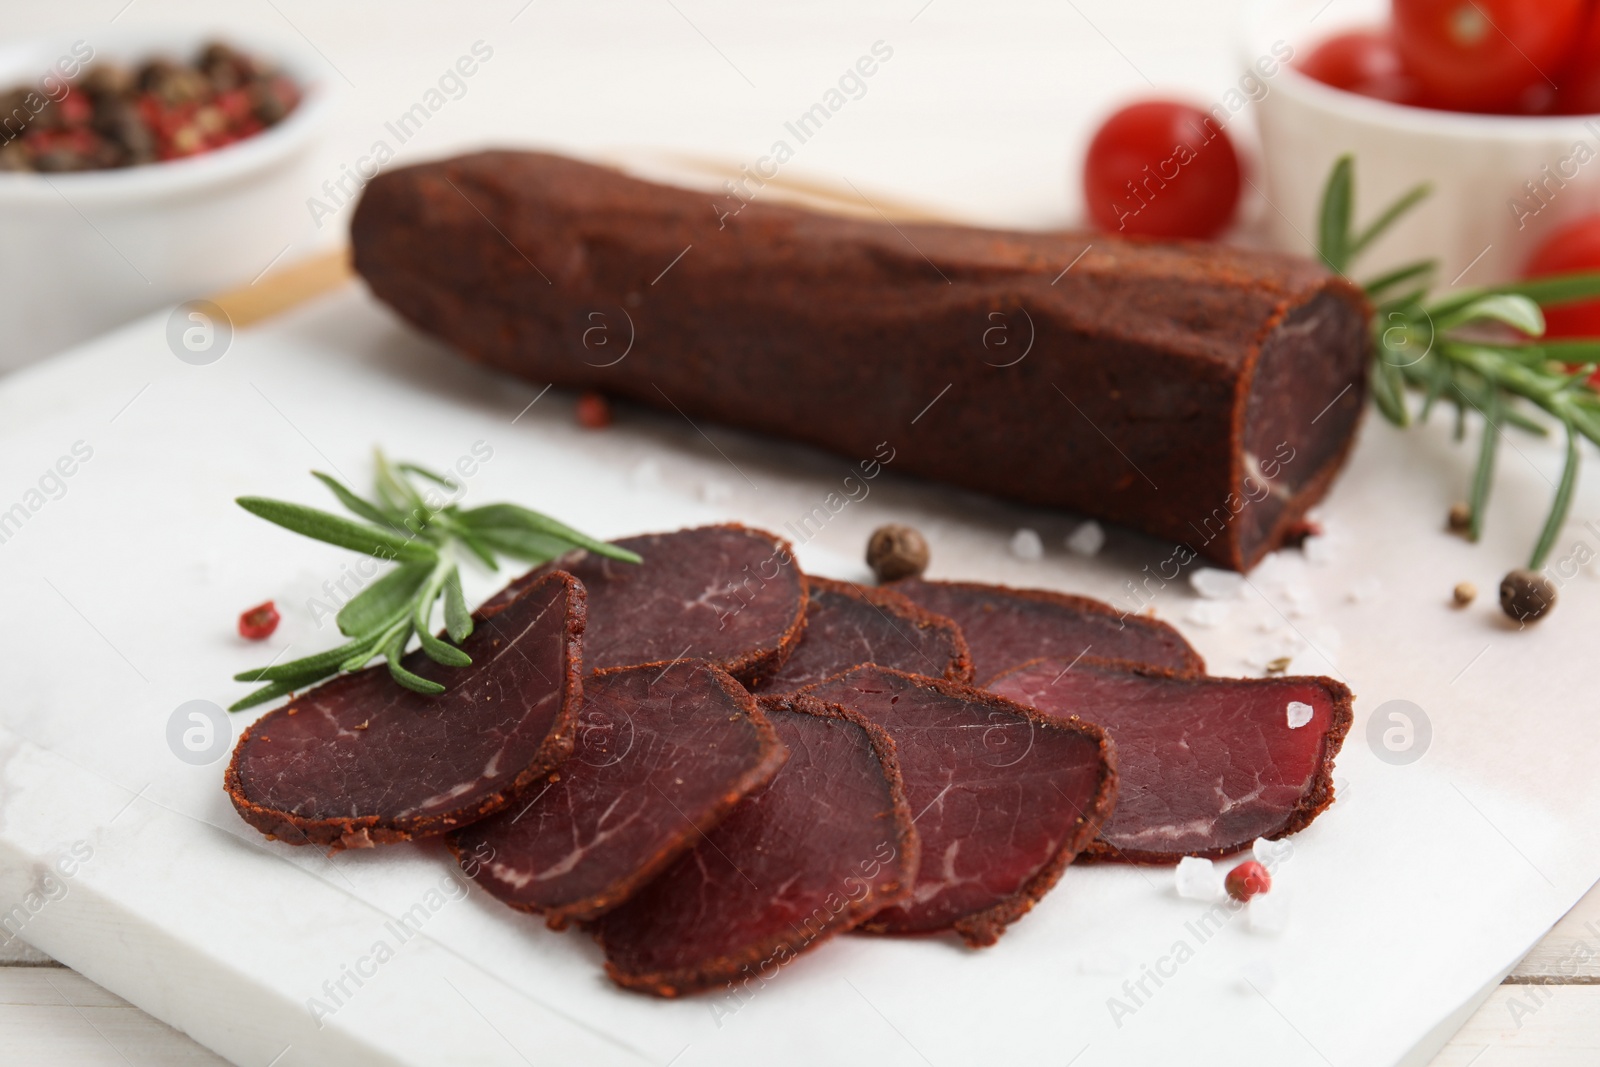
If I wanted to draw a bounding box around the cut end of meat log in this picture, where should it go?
[224,570,585,852]
[483,524,805,686]
[800,665,1117,947]
[592,694,918,997]
[989,656,1353,863]
[888,576,1203,683]
[449,660,788,929]
[755,575,973,693]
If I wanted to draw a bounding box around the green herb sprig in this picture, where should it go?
[1318,156,1600,572]
[230,450,639,711]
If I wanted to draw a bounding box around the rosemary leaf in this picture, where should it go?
[459,503,643,563]
[313,471,404,530]
[336,561,432,638]
[442,566,472,644]
[236,497,436,562]
[1318,155,1354,275]
[1469,389,1503,543]
[1530,422,1580,571]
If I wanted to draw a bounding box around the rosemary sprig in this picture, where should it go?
[229,449,640,711]
[1317,156,1600,573]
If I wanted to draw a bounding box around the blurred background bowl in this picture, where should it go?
[0,27,332,373]
[1247,0,1600,287]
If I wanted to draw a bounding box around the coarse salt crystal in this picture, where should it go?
[1174,856,1224,900]
[1253,836,1293,870]
[1190,567,1244,600]
[1184,601,1230,628]
[1286,701,1314,729]
[1065,521,1105,557]
[1010,528,1044,560]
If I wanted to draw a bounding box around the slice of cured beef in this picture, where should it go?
[989,657,1353,862]
[450,660,787,928]
[225,570,584,852]
[484,524,805,686]
[889,576,1203,682]
[754,575,973,693]
[800,665,1116,947]
[592,694,918,997]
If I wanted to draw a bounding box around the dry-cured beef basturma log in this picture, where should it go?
[483,524,805,686]
[351,151,1371,572]
[754,575,973,693]
[889,576,1202,683]
[449,661,787,928]
[989,656,1352,863]
[800,665,1116,947]
[225,571,584,852]
[593,695,918,997]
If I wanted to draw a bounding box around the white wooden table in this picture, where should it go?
[7,883,1600,1067]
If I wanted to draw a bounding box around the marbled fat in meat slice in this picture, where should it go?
[450,661,787,928]
[989,657,1353,862]
[225,570,584,852]
[800,665,1116,947]
[888,577,1204,683]
[754,575,973,693]
[593,695,918,997]
[484,524,805,685]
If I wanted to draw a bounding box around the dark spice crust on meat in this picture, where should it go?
[823,669,1118,947]
[222,571,587,853]
[595,694,920,998]
[890,575,1205,679]
[350,150,1371,572]
[1001,655,1354,865]
[447,661,790,929]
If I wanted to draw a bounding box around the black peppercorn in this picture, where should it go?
[866,524,929,583]
[1499,568,1556,624]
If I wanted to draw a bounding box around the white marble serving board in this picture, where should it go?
[1,282,1598,1067]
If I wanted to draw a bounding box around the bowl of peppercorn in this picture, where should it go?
[0,29,332,371]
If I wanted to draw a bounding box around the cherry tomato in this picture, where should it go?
[1555,7,1600,114]
[1523,216,1600,339]
[238,600,280,641]
[1082,100,1241,240]
[1392,0,1587,113]
[1298,29,1422,105]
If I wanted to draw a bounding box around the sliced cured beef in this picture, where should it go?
[754,575,973,693]
[800,665,1116,947]
[450,661,787,928]
[225,570,584,852]
[593,695,917,997]
[989,657,1353,863]
[889,576,1203,682]
[484,524,804,686]
[353,151,1370,572]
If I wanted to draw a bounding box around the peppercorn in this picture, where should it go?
[238,600,281,640]
[1500,569,1556,623]
[1225,860,1271,902]
[1452,581,1476,607]
[866,524,929,583]
[575,390,612,429]
[1447,503,1471,534]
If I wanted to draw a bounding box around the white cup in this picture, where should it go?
[0,28,333,373]
[1246,0,1600,288]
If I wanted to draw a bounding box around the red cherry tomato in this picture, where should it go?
[1392,0,1587,113]
[238,600,280,641]
[1555,7,1600,114]
[1083,100,1241,240]
[1523,216,1600,339]
[1298,29,1423,105]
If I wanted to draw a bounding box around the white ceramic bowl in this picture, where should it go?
[0,29,333,372]
[1246,0,1600,288]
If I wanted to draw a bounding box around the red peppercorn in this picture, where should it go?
[1225,860,1271,902]
[576,390,613,429]
[238,600,280,641]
